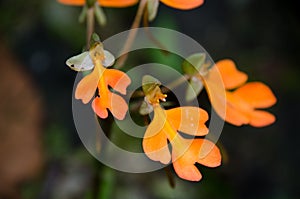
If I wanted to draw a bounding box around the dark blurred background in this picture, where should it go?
[0,0,299,198]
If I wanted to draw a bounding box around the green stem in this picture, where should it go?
[164,166,176,188]
[86,6,95,49]
[128,74,191,100]
[115,0,148,68]
[143,6,169,55]
[161,74,190,93]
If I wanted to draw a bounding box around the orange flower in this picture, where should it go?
[148,0,205,22]
[142,76,221,181]
[58,0,204,10]
[160,0,204,10]
[74,42,131,120]
[203,59,277,127]
[58,0,138,7]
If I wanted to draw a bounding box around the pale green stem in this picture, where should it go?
[161,74,190,93]
[115,0,148,68]
[86,6,95,48]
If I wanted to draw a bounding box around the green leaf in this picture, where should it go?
[147,0,159,22]
[185,76,204,101]
[182,53,206,75]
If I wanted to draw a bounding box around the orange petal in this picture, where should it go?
[146,106,168,138]
[172,160,202,181]
[75,67,101,104]
[204,79,251,126]
[166,107,209,136]
[233,82,277,109]
[202,66,227,119]
[108,93,128,120]
[249,110,276,127]
[92,97,108,119]
[196,140,221,167]
[104,69,131,95]
[225,105,249,126]
[171,138,202,181]
[58,0,85,6]
[99,0,138,7]
[216,59,248,90]
[160,0,204,10]
[224,92,252,126]
[171,138,221,181]
[143,130,171,164]
[143,106,171,164]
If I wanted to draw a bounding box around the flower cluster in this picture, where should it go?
[61,0,277,183]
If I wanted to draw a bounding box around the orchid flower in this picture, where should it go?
[203,59,277,127]
[147,0,204,21]
[142,75,221,181]
[67,41,131,120]
[183,55,277,127]
[58,0,139,26]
